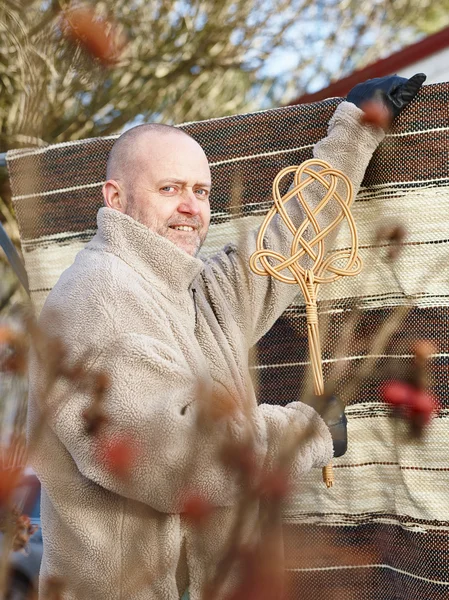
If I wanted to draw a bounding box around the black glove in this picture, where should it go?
[347,73,427,119]
[307,394,348,458]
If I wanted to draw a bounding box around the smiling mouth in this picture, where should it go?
[170,225,196,232]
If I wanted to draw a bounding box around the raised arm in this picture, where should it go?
[205,101,385,347]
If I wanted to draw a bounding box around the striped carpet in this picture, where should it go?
[7,83,449,599]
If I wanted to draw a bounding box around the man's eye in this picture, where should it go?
[195,189,209,198]
[161,186,176,193]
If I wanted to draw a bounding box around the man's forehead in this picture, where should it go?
[135,133,211,176]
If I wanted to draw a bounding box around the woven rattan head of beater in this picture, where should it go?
[249,158,362,301]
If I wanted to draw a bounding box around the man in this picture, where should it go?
[28,75,425,599]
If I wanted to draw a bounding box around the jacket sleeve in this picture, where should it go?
[39,326,333,514]
[205,101,385,346]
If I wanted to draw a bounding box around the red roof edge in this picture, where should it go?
[289,25,449,105]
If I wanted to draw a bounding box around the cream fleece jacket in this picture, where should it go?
[27,102,384,599]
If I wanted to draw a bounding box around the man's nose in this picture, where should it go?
[178,189,201,216]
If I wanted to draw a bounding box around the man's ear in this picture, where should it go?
[102,180,127,212]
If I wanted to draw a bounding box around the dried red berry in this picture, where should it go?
[0,467,22,505]
[381,380,440,435]
[96,434,138,478]
[62,7,126,66]
[0,327,28,374]
[12,514,38,551]
[360,99,393,130]
[413,340,437,362]
[0,326,18,345]
[381,380,413,407]
[181,492,214,525]
[0,441,25,506]
[409,390,439,425]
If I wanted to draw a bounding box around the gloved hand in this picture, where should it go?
[307,394,348,457]
[325,395,347,457]
[347,73,426,120]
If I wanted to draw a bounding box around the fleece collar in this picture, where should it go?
[95,207,204,295]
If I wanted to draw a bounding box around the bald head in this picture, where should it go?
[106,123,192,184]
[102,122,212,256]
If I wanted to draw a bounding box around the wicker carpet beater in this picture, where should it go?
[250,158,361,487]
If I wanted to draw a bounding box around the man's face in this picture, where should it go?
[121,132,212,256]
